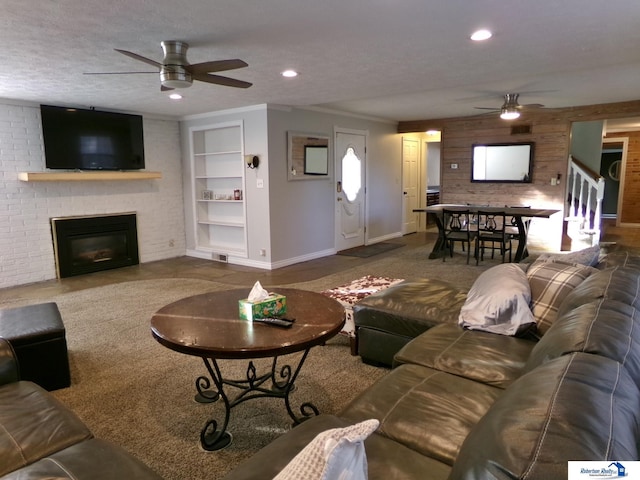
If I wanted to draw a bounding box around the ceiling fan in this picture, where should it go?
[474,94,544,120]
[85,40,252,91]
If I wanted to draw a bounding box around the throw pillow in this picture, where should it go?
[527,260,597,334]
[274,419,379,480]
[536,245,601,267]
[458,263,536,336]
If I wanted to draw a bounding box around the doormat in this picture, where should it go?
[337,242,404,258]
[321,275,404,338]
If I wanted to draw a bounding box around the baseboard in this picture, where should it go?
[186,248,336,270]
[270,248,337,270]
[367,231,403,245]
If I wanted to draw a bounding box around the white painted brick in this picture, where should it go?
[0,103,187,289]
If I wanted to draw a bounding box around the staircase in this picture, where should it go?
[565,155,605,249]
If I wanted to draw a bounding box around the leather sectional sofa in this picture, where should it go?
[0,337,161,479]
[223,249,640,479]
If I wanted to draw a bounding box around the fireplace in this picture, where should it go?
[51,213,139,278]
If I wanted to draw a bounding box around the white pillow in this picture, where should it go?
[458,263,536,336]
[274,419,379,480]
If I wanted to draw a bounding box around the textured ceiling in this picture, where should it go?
[2,0,640,123]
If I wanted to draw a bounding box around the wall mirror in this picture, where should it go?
[471,142,534,183]
[288,131,331,180]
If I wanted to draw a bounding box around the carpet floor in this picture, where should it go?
[0,239,510,479]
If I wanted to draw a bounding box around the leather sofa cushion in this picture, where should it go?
[393,323,536,388]
[524,299,640,387]
[450,353,640,480]
[597,250,640,270]
[0,381,92,476]
[221,414,451,480]
[0,438,162,480]
[339,363,502,466]
[557,266,640,317]
[353,279,468,338]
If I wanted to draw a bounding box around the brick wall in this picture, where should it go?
[0,102,186,288]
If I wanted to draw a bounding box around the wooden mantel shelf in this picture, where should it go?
[18,171,162,182]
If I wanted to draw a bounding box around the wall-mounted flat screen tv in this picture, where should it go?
[40,105,145,170]
[471,142,534,183]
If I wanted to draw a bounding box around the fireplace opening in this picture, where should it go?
[51,213,139,278]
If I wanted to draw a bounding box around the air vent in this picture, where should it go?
[212,253,228,263]
[511,125,532,135]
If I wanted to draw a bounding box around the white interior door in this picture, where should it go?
[335,130,366,251]
[402,138,419,234]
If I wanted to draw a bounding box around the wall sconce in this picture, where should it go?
[245,155,259,169]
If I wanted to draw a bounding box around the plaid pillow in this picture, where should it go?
[527,261,597,334]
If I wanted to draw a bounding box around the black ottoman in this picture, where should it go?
[353,279,468,367]
[0,302,71,391]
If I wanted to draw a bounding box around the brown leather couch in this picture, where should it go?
[223,251,640,479]
[0,337,161,479]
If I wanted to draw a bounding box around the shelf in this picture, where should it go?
[195,175,242,180]
[18,171,162,182]
[198,220,245,227]
[194,150,242,156]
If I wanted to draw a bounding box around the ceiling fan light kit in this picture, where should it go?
[500,107,520,120]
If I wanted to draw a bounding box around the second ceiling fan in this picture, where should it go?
[475,94,544,120]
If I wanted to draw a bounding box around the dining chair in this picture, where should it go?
[442,209,475,264]
[474,210,512,265]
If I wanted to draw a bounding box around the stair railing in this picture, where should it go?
[566,155,605,245]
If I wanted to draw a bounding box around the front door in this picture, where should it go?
[335,130,367,251]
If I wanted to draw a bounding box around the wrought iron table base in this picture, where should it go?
[196,348,319,451]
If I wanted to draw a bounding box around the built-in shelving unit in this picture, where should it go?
[18,171,162,182]
[190,121,247,258]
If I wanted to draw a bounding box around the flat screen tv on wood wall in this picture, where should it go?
[40,104,145,171]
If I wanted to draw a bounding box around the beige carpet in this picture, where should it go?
[1,241,506,479]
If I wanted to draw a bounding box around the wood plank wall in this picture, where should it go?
[398,100,640,251]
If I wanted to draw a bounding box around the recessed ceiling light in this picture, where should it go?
[281,70,298,78]
[169,93,183,100]
[425,130,440,136]
[470,29,492,41]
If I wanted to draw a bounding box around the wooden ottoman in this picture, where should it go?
[0,302,71,391]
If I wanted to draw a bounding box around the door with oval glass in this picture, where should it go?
[335,130,367,252]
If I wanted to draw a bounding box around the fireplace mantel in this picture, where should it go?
[18,171,162,182]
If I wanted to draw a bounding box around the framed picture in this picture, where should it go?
[202,190,213,200]
[287,131,331,181]
[304,145,329,175]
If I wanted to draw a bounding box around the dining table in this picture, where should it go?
[413,204,560,263]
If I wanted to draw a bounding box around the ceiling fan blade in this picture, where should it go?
[192,72,252,89]
[474,107,500,111]
[521,103,545,109]
[115,49,162,69]
[187,59,248,74]
[83,71,158,75]
[160,85,174,91]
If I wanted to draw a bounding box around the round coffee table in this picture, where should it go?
[151,287,344,451]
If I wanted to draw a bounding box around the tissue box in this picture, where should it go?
[238,294,287,320]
